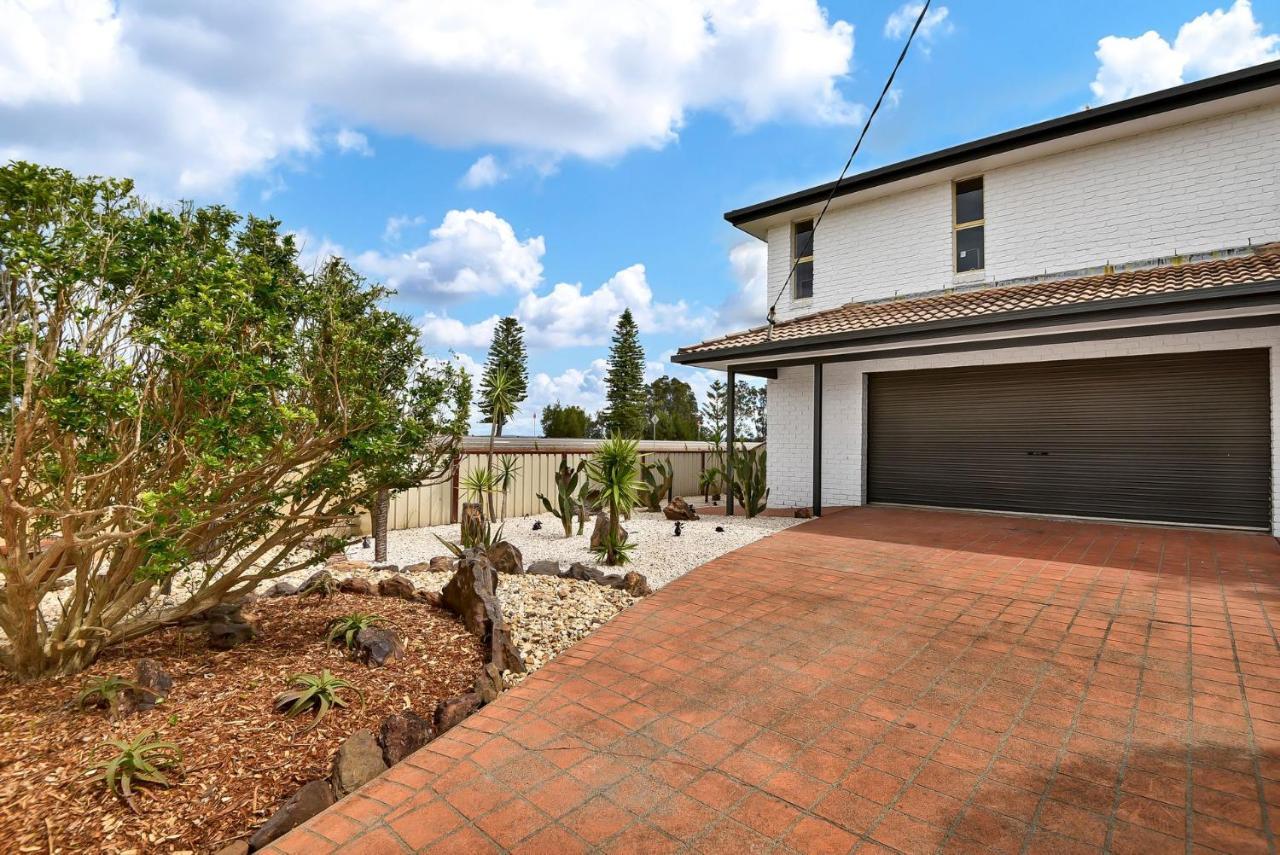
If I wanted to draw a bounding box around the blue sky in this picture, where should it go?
[4,0,1279,433]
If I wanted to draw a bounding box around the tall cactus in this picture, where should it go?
[731,443,770,518]
[537,458,586,537]
[638,457,674,512]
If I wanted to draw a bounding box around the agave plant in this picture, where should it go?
[537,458,586,537]
[325,614,387,650]
[731,443,770,518]
[637,457,674,512]
[91,730,182,799]
[586,435,642,566]
[274,670,361,730]
[76,675,145,718]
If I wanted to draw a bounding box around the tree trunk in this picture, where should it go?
[373,488,390,563]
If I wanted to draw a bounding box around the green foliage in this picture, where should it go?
[91,730,181,799]
[541,402,590,438]
[494,454,521,520]
[436,519,505,555]
[734,381,767,441]
[587,435,641,565]
[700,379,728,438]
[274,670,361,730]
[76,675,145,717]
[730,444,770,518]
[299,573,339,599]
[325,614,386,650]
[602,310,647,437]
[479,318,527,436]
[461,468,499,511]
[637,457,674,512]
[0,162,467,678]
[537,458,586,536]
[647,377,701,440]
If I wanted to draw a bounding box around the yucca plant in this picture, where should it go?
[731,443,770,518]
[325,614,387,650]
[637,457,674,512]
[494,455,522,521]
[699,467,721,504]
[461,468,499,520]
[76,675,145,718]
[274,670,361,730]
[537,458,586,537]
[587,435,642,566]
[91,730,182,799]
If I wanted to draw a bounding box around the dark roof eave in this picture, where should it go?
[725,60,1280,229]
[672,277,1280,366]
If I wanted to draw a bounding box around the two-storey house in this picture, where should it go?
[675,61,1280,534]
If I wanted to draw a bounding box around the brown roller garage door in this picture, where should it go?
[867,349,1271,528]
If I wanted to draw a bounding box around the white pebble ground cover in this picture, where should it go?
[345,502,802,590]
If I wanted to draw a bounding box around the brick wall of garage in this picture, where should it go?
[764,325,1280,534]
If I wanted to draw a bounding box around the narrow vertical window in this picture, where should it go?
[954,177,984,273]
[793,219,814,298]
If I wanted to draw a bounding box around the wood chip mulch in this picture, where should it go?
[0,593,484,853]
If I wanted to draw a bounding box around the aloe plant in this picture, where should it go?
[91,730,182,798]
[730,443,770,518]
[274,670,361,730]
[638,457,674,512]
[537,458,586,537]
[76,675,146,718]
[325,614,387,650]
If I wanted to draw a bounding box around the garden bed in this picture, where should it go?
[0,592,482,853]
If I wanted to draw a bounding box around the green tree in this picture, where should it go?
[602,309,647,437]
[0,162,467,678]
[541,402,590,438]
[701,378,727,438]
[646,376,701,440]
[735,381,767,441]
[479,316,527,436]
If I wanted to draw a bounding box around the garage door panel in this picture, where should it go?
[867,349,1271,528]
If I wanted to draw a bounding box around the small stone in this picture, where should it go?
[377,574,415,600]
[370,563,400,573]
[526,560,561,576]
[330,729,388,799]
[416,589,445,608]
[433,692,482,734]
[487,541,525,574]
[337,577,375,596]
[378,711,434,766]
[473,662,505,703]
[428,556,455,573]
[402,561,432,574]
[663,497,700,521]
[247,780,334,850]
[265,580,298,597]
[622,571,652,597]
[794,507,813,519]
[207,620,254,650]
[355,626,404,667]
[561,562,605,584]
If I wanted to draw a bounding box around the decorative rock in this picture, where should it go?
[337,577,375,596]
[622,571,652,597]
[488,541,525,575]
[474,662,505,703]
[416,589,444,608]
[119,658,173,714]
[247,780,334,850]
[212,840,248,855]
[428,556,455,573]
[371,563,399,573]
[378,711,434,766]
[265,580,298,598]
[207,619,254,650]
[298,570,336,597]
[355,626,405,667]
[377,574,415,600]
[589,512,627,551]
[663,497,700,521]
[526,560,561,576]
[441,556,500,639]
[494,628,527,674]
[433,692,482,734]
[561,562,605,584]
[330,729,388,799]
[794,507,813,519]
[402,561,432,574]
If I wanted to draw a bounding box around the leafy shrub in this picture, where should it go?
[76,675,144,717]
[274,670,361,730]
[325,614,386,650]
[587,435,641,566]
[91,730,182,798]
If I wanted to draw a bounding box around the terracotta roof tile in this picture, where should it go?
[678,249,1280,358]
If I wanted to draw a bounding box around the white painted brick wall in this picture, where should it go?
[767,103,1280,322]
[765,329,1280,533]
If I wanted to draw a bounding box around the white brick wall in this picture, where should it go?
[767,103,1280,322]
[765,328,1280,533]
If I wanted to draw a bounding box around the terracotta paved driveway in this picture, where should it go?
[268,506,1280,854]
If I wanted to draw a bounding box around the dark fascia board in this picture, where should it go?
[725,60,1280,228]
[670,278,1280,367]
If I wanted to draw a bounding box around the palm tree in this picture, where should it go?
[483,368,518,518]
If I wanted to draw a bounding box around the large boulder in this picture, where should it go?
[441,556,500,638]
[589,512,627,551]
[330,729,388,799]
[433,692,482,735]
[379,712,434,766]
[487,541,524,575]
[355,627,404,667]
[663,497,700,521]
[247,780,334,850]
[377,574,415,600]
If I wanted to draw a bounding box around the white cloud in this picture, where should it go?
[356,209,545,300]
[418,313,501,350]
[1091,1,1279,103]
[1,0,858,196]
[335,127,372,156]
[717,240,768,333]
[382,214,425,243]
[460,154,507,189]
[884,4,952,42]
[290,228,343,273]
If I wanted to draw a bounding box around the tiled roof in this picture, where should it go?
[678,249,1280,358]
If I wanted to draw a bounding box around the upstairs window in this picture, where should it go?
[954,176,984,273]
[793,219,814,298]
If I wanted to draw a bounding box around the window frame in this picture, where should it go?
[792,218,815,299]
[952,175,985,274]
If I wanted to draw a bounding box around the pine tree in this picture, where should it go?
[603,309,647,437]
[479,317,528,436]
[701,378,727,438]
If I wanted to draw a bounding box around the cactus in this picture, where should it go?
[637,457,674,512]
[537,458,586,537]
[730,443,770,518]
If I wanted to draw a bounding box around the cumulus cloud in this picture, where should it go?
[459,155,507,189]
[884,3,952,42]
[1,0,858,196]
[334,127,372,156]
[382,214,425,244]
[717,240,769,332]
[418,313,501,350]
[1091,1,1279,103]
[355,209,545,300]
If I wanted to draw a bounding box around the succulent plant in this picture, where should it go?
[537,458,586,537]
[91,730,182,798]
